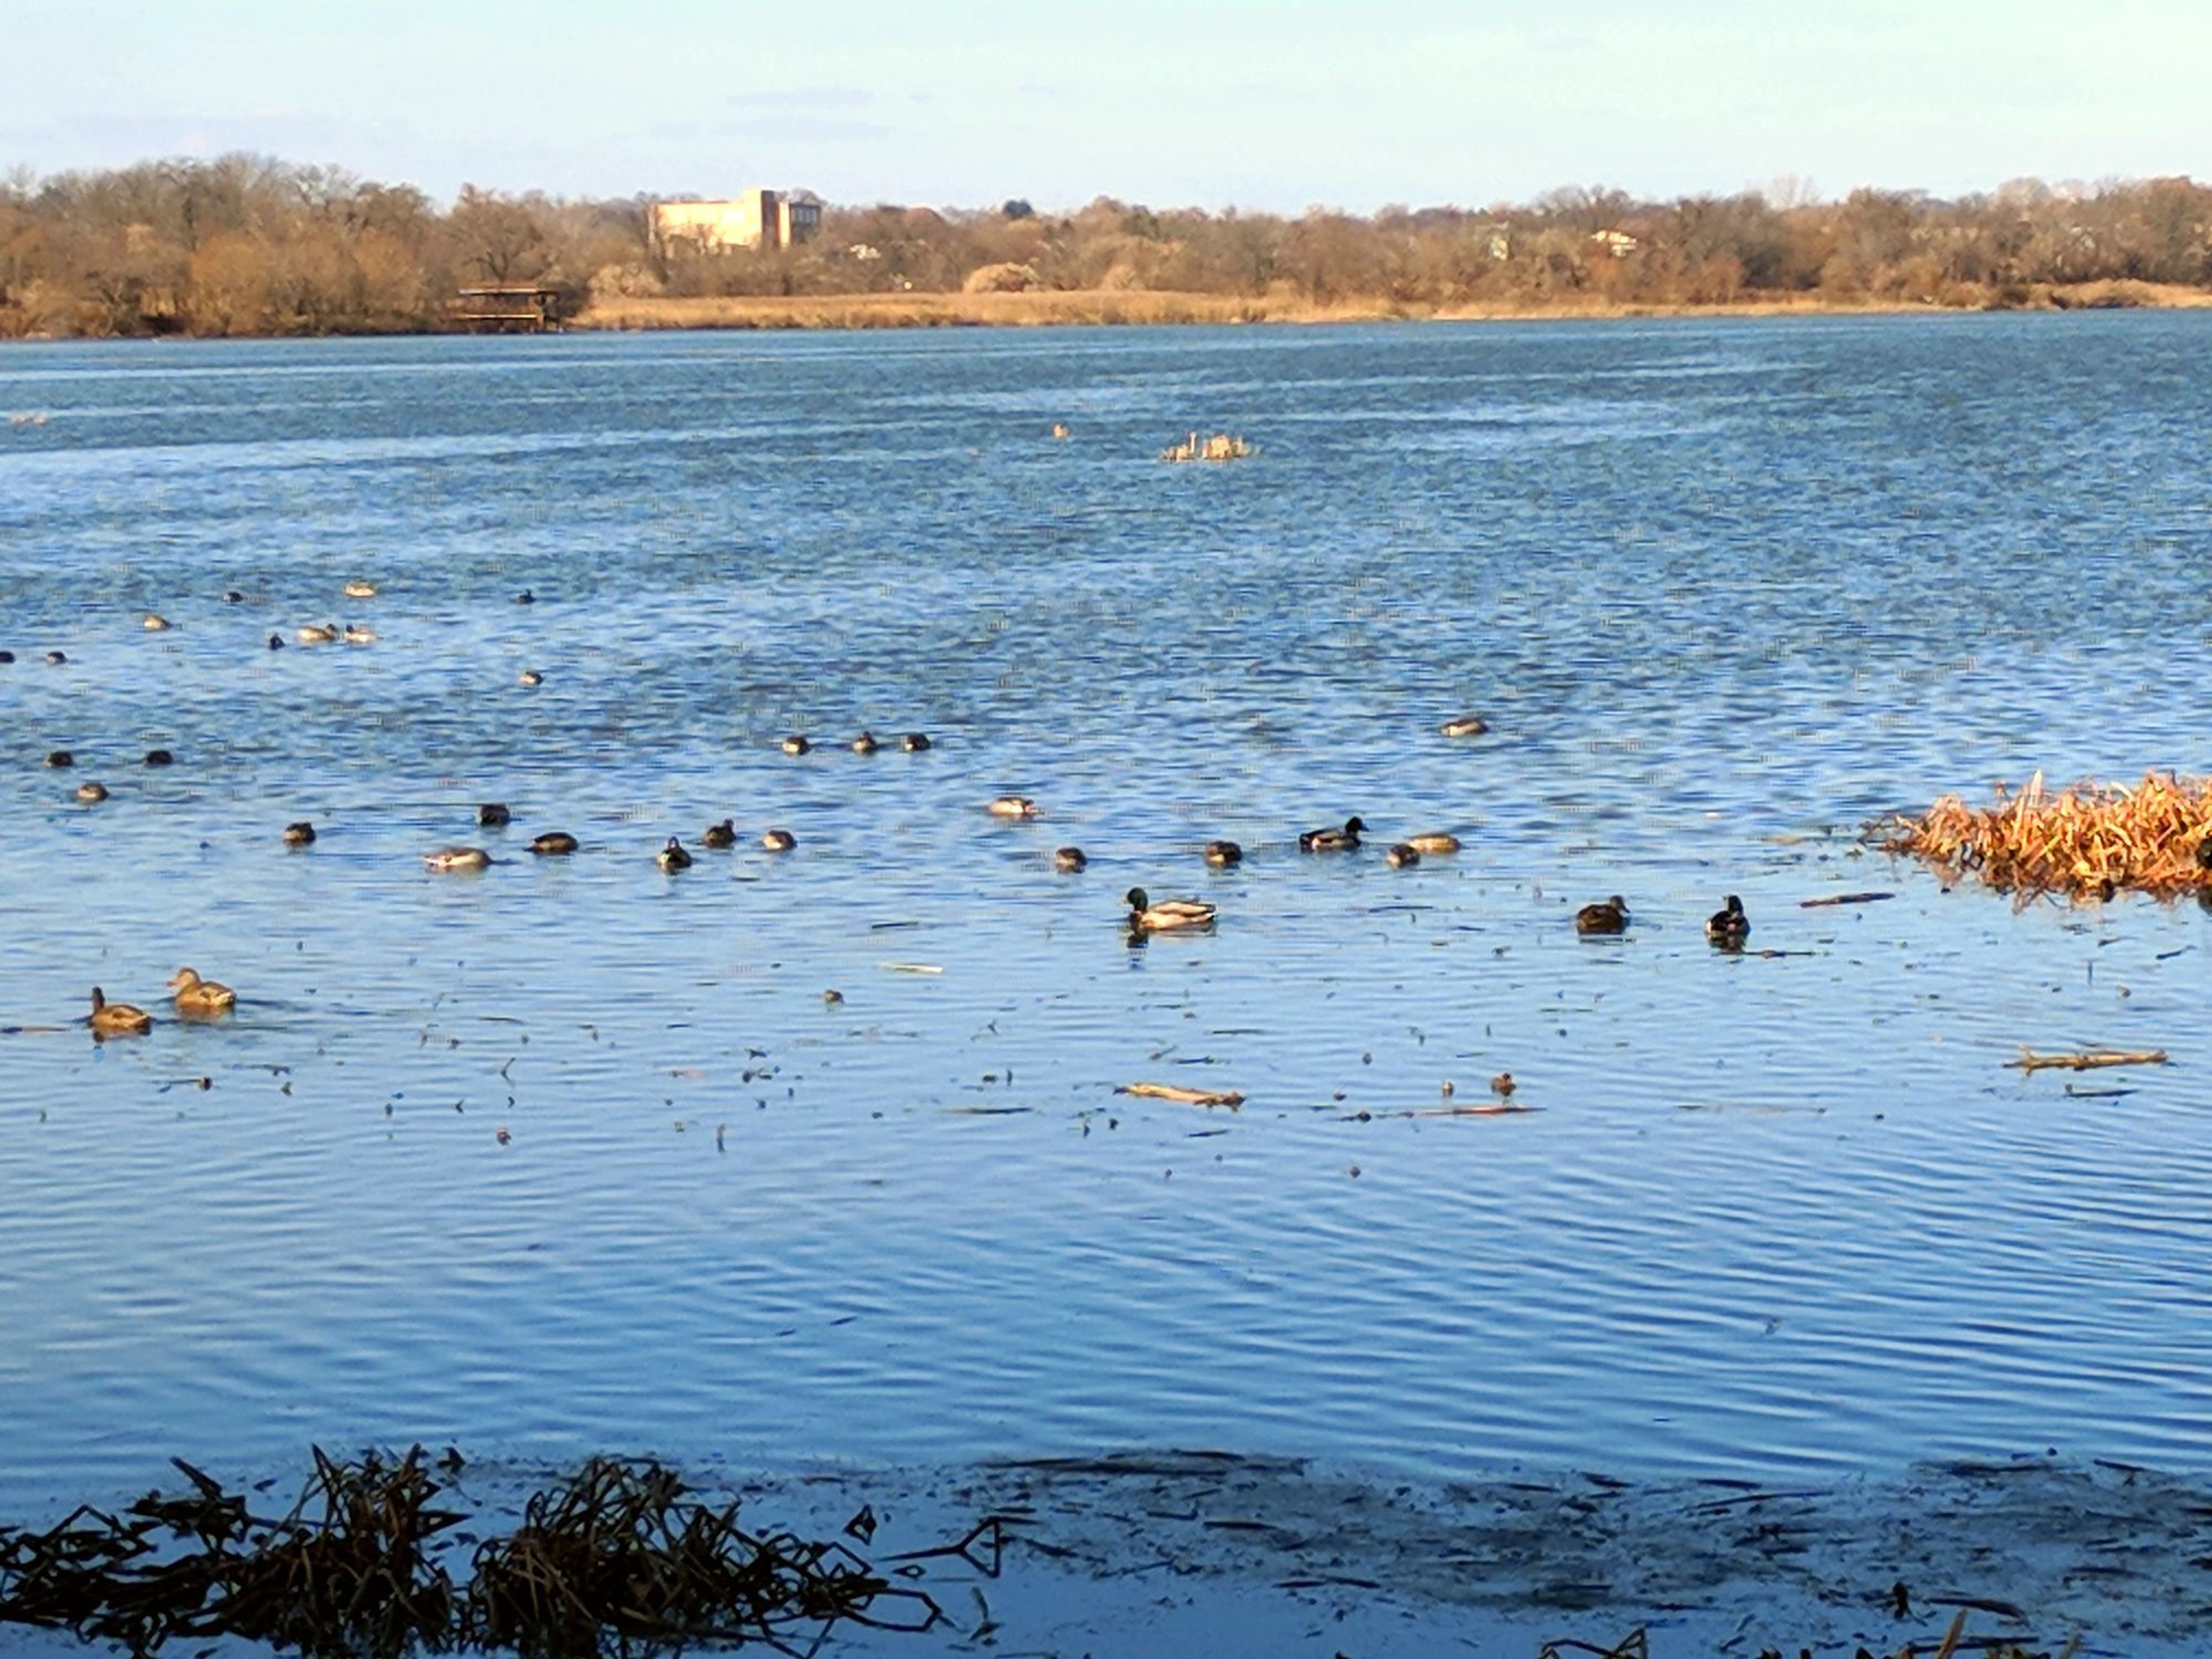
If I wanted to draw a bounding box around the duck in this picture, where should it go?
[1405,832,1461,855]
[1440,714,1489,738]
[144,749,174,767]
[701,819,737,849]
[1055,846,1088,873]
[425,846,491,872]
[1203,839,1244,868]
[44,750,73,768]
[988,796,1039,819]
[514,589,535,605]
[1126,887,1216,932]
[143,613,172,632]
[1706,894,1751,949]
[343,580,378,599]
[267,634,285,651]
[1051,422,1070,440]
[1490,1071,1517,1099]
[1575,896,1630,935]
[1300,815,1366,853]
[478,803,511,827]
[761,828,797,853]
[342,624,376,645]
[518,669,543,687]
[1384,843,1421,868]
[781,734,811,756]
[45,650,67,666]
[88,987,152,1037]
[282,821,317,846]
[296,623,337,645]
[657,836,694,872]
[902,732,931,752]
[529,830,578,856]
[168,967,237,1016]
[75,781,109,804]
[851,731,880,755]
[224,590,245,604]
[0,650,13,663]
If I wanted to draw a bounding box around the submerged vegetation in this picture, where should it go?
[1,156,2208,337]
[1878,771,2212,902]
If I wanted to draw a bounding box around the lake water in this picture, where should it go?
[3,314,2211,1532]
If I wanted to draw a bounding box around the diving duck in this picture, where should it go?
[1706,895,1751,949]
[781,734,811,756]
[1440,714,1489,738]
[144,749,173,767]
[1203,840,1244,868]
[1384,843,1421,868]
[989,796,1039,819]
[1055,846,1088,872]
[44,650,67,666]
[1125,887,1216,932]
[657,836,694,872]
[529,830,578,856]
[760,828,797,853]
[224,591,245,604]
[297,623,337,645]
[282,821,316,846]
[143,613,172,631]
[425,846,491,872]
[344,580,378,599]
[342,624,376,645]
[267,634,285,650]
[1405,832,1461,854]
[1575,896,1630,935]
[168,968,236,1016]
[1300,815,1365,853]
[44,750,73,768]
[88,987,152,1037]
[0,650,13,663]
[701,819,737,849]
[518,669,543,687]
[478,802,511,827]
[852,731,880,755]
[75,781,108,804]
[902,732,931,752]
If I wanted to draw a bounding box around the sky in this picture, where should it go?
[3,0,2207,211]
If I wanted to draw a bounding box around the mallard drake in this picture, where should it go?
[168,967,236,1016]
[44,750,73,768]
[1203,839,1243,868]
[761,828,797,853]
[425,846,491,872]
[143,613,172,631]
[342,624,376,645]
[344,580,378,599]
[1405,832,1461,854]
[1055,846,1088,872]
[1384,843,1420,868]
[478,802,511,827]
[75,781,109,803]
[852,731,880,754]
[781,734,811,756]
[902,732,931,752]
[88,987,151,1037]
[144,749,173,767]
[1706,895,1751,948]
[989,796,1039,819]
[529,830,578,856]
[1126,887,1215,932]
[297,623,337,644]
[518,669,543,687]
[657,836,694,871]
[701,819,737,849]
[1575,896,1630,935]
[1300,815,1365,853]
[282,821,316,846]
[1440,714,1489,738]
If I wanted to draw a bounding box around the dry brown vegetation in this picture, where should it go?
[3,158,2210,337]
[1878,771,2212,902]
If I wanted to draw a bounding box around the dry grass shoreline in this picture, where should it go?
[577,281,2212,333]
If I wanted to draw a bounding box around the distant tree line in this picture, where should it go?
[3,156,2208,337]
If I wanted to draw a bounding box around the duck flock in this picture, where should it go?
[23,608,1761,1040]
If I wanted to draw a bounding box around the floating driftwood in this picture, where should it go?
[0,1448,941,1656]
[1879,770,2212,902]
[1799,890,1896,908]
[1118,1082,1245,1108]
[2009,1047,2168,1074]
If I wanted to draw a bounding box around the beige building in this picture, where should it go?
[652,188,824,254]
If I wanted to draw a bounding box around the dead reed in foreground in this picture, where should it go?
[1877,771,2212,902]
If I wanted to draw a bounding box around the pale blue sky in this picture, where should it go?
[3,0,2205,210]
